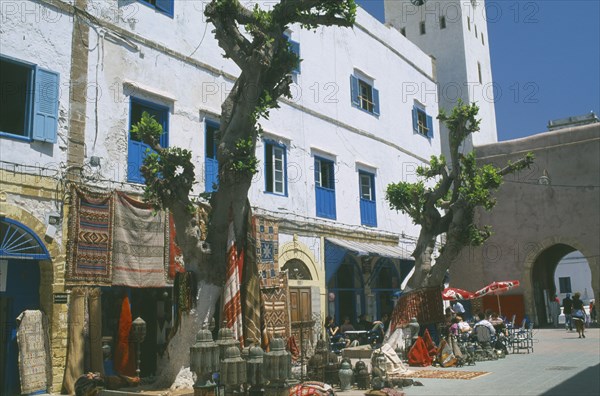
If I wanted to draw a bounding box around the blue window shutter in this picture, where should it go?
[289,39,301,74]
[426,114,434,138]
[128,139,144,183]
[350,75,360,107]
[412,106,418,133]
[372,87,380,116]
[156,0,174,17]
[32,67,59,143]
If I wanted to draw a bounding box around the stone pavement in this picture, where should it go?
[337,328,600,396]
[88,328,598,396]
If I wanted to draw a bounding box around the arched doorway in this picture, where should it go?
[282,259,314,353]
[327,256,364,324]
[369,258,401,321]
[530,243,597,327]
[0,218,50,395]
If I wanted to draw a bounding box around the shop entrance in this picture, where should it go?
[0,218,49,395]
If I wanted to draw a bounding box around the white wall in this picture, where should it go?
[77,4,440,237]
[0,0,73,168]
[554,251,595,303]
[384,0,498,156]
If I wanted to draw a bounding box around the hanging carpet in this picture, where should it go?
[389,286,444,332]
[16,310,52,395]
[255,217,280,288]
[261,272,291,343]
[242,209,262,345]
[66,187,114,285]
[112,192,168,287]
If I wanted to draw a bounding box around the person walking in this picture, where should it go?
[550,295,561,328]
[571,292,586,338]
[563,293,573,331]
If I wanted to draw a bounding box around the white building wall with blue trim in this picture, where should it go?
[0,0,503,387]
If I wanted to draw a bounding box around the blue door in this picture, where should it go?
[0,259,41,395]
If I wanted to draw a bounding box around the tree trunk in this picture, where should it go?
[407,227,436,290]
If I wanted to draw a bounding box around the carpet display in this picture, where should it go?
[66,187,114,285]
[16,310,51,394]
[389,287,444,331]
[261,272,291,340]
[242,210,262,345]
[112,192,168,287]
[255,217,280,288]
[167,213,185,281]
[393,369,490,380]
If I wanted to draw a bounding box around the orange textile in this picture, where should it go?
[114,296,135,376]
[423,328,437,357]
[408,337,432,367]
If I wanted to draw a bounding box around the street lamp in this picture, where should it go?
[190,325,220,396]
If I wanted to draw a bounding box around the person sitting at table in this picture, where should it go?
[489,312,508,336]
[356,314,373,331]
[339,317,356,347]
[456,316,472,333]
[473,312,496,336]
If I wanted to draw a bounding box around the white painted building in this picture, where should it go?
[554,252,595,304]
[0,0,499,390]
[384,0,499,157]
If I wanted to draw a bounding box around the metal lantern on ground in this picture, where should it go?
[263,338,292,396]
[221,346,247,396]
[217,323,240,359]
[246,344,265,396]
[130,317,146,378]
[338,360,353,391]
[190,326,220,396]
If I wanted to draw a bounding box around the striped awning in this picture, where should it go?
[325,237,413,283]
[326,237,412,259]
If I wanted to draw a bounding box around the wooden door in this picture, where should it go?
[290,287,313,356]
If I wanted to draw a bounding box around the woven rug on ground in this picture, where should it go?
[391,369,490,380]
[17,310,52,394]
[66,187,114,285]
[112,192,168,287]
[261,272,291,340]
[255,216,280,288]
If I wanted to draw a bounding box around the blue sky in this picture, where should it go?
[356,0,600,141]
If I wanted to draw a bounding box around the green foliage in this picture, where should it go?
[140,146,197,214]
[131,112,163,146]
[386,101,534,249]
[225,138,259,176]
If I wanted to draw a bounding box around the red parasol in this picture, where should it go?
[442,287,475,301]
[474,280,520,315]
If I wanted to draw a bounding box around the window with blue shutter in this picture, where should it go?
[289,39,301,74]
[264,140,287,196]
[128,98,169,183]
[205,121,219,192]
[359,171,377,227]
[138,0,174,17]
[32,67,59,143]
[350,73,380,116]
[413,103,433,139]
[315,157,336,219]
[0,55,59,143]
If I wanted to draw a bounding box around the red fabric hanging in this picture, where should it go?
[408,337,432,367]
[114,296,135,376]
[422,328,438,357]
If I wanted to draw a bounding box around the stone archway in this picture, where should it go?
[522,237,597,325]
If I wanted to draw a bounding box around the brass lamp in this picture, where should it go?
[220,345,247,396]
[190,325,220,396]
[130,317,146,378]
[246,344,265,396]
[216,323,240,359]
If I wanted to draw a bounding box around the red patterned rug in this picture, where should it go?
[392,369,491,380]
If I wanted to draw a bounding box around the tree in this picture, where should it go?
[385,101,534,290]
[132,0,356,383]
[135,0,356,284]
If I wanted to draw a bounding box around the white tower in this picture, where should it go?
[384,0,498,156]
